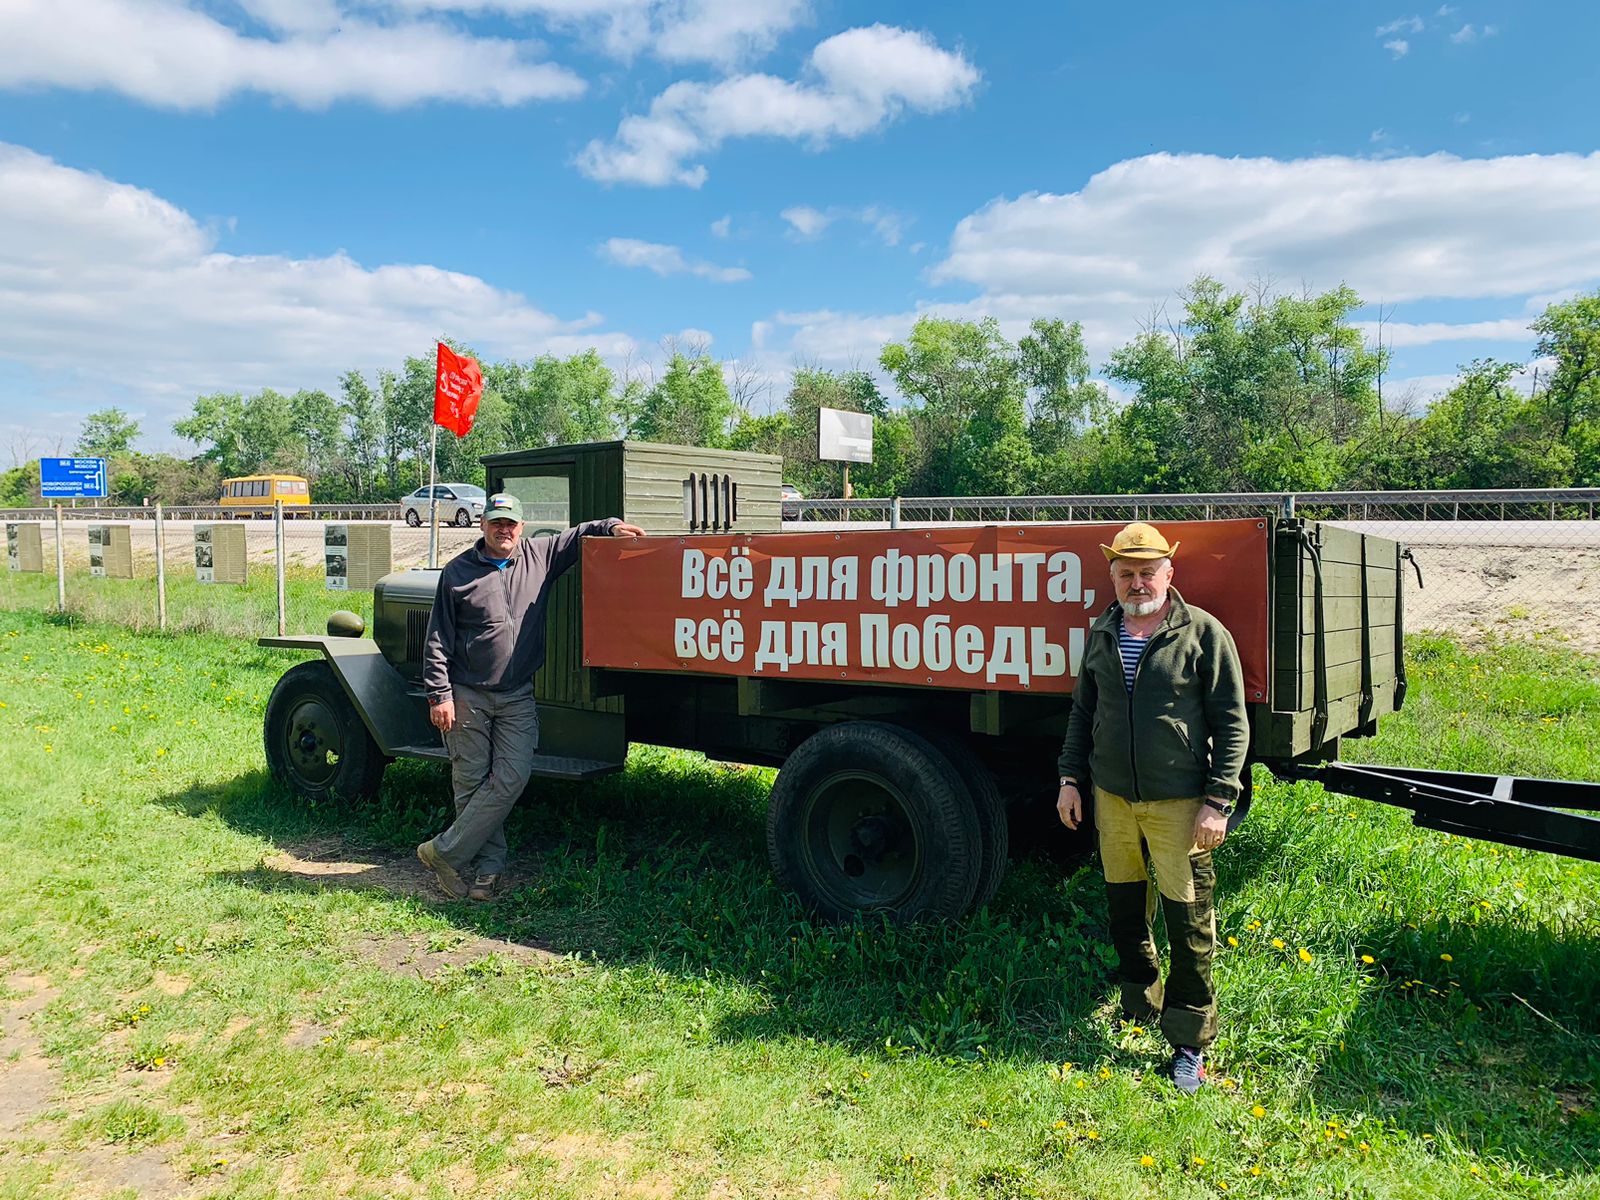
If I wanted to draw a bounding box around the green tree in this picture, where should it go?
[629,353,735,448]
[1531,289,1600,483]
[879,316,1034,496]
[1104,278,1385,492]
[76,408,141,456]
[770,368,892,497]
[1404,360,1573,488]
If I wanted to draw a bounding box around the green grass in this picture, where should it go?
[0,608,1597,1198]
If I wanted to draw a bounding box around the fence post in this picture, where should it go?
[1281,494,1296,519]
[154,503,167,631]
[890,497,901,530]
[274,500,286,637]
[54,503,66,613]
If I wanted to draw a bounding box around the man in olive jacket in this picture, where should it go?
[417,493,644,901]
[1056,522,1248,1094]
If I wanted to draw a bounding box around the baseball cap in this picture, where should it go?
[483,493,523,523]
[1100,522,1180,562]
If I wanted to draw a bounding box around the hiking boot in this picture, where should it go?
[416,840,467,899]
[467,873,500,903]
[1168,1046,1206,1095]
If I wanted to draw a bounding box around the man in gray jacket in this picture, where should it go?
[1055,522,1248,1094]
[417,492,644,901]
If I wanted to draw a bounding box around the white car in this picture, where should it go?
[401,484,486,527]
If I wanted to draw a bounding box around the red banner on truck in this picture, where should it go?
[583,520,1270,699]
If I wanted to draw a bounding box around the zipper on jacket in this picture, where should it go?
[1124,617,1174,803]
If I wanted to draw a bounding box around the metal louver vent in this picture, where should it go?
[406,607,431,662]
[682,473,739,532]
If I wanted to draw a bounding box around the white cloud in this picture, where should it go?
[388,0,810,67]
[1356,317,1534,348]
[577,24,979,186]
[0,0,585,109]
[933,152,1600,308]
[782,203,907,245]
[0,143,633,434]
[598,237,751,282]
[781,206,833,237]
[751,152,1600,386]
[1376,15,1424,35]
[710,214,733,238]
[1384,38,1411,57]
[1449,22,1497,42]
[1436,5,1456,15]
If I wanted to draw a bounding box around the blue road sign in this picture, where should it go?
[40,457,108,499]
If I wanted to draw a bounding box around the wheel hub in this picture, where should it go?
[284,698,342,785]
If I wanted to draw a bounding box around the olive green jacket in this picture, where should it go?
[1056,589,1249,803]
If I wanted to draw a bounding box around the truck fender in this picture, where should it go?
[258,635,443,760]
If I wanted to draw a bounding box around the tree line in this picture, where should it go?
[4,278,1596,508]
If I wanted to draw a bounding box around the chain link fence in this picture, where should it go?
[0,506,481,638]
[4,490,1598,658]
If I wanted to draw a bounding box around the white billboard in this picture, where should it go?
[818,407,873,464]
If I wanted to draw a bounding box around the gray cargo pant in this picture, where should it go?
[432,680,540,879]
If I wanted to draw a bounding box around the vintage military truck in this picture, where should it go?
[261,439,1600,920]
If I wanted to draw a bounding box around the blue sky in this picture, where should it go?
[1,0,1597,457]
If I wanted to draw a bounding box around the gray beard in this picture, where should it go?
[1124,597,1164,617]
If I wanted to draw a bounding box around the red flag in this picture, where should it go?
[433,342,484,438]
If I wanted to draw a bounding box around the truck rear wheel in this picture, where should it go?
[939,740,1009,910]
[263,661,387,802]
[766,722,980,921]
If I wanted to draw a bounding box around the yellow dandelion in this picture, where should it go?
[1359,1141,1370,1152]
[1469,1165,1480,1176]
[1061,1061,1075,1073]
[1227,936,1239,948]
[1085,1129,1100,1140]
[1140,1155,1156,1167]
[1128,1025,1144,1034]
[1440,953,1454,962]
[1249,1166,1262,1177]
[1251,1105,1266,1118]
[1219,1183,1229,1192]
[1298,947,1313,963]
[153,1056,166,1067]
[1192,1156,1207,1166]
[1099,1066,1112,1078]
[976,1118,991,1129]
[1053,1120,1067,1129]
[1271,938,1286,950]
[1361,954,1375,964]
[1074,1079,1087,1089]
[860,1071,870,1080]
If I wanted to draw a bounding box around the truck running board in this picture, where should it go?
[1286,762,1600,862]
[527,755,625,781]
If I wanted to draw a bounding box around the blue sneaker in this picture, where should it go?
[1168,1046,1206,1094]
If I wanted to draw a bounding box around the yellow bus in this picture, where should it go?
[219,474,312,516]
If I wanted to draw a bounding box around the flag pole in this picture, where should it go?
[426,422,439,569]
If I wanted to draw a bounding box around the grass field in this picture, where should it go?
[1,606,1597,1198]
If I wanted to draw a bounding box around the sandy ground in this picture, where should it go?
[1401,543,1600,658]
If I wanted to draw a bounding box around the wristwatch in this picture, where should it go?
[1058,777,1077,788]
[1202,797,1236,816]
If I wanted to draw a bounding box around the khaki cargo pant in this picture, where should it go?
[432,681,540,879]
[1095,786,1218,1051]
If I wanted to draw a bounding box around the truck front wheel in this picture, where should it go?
[766,722,981,921]
[263,661,387,802]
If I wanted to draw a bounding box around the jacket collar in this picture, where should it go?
[1091,586,1194,634]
